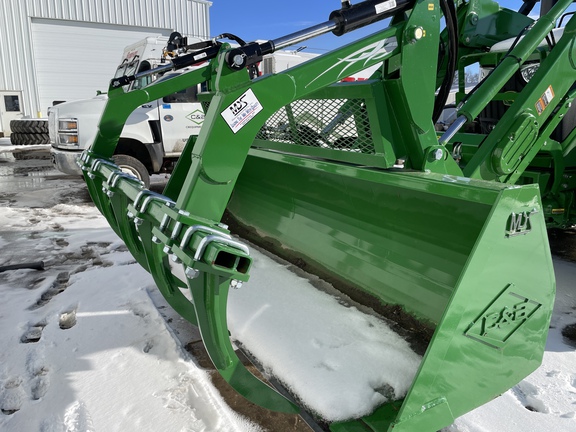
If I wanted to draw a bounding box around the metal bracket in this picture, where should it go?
[193,235,249,261]
[180,225,232,249]
[129,190,176,225]
[103,171,142,197]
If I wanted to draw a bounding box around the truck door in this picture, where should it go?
[0,91,24,136]
[159,85,205,156]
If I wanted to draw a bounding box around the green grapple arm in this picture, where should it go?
[79,0,574,429]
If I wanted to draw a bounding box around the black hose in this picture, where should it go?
[519,0,538,16]
[433,0,458,124]
[216,33,248,47]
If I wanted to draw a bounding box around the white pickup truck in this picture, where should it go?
[48,36,318,187]
[49,36,208,187]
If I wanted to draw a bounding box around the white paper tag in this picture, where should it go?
[375,0,397,14]
[221,89,263,134]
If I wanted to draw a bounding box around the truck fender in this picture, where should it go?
[116,139,164,174]
[145,142,164,173]
[121,113,156,143]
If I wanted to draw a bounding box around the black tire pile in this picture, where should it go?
[10,119,50,145]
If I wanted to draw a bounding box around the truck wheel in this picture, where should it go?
[112,154,150,188]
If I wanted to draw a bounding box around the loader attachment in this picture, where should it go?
[79,0,562,430]
[229,152,554,431]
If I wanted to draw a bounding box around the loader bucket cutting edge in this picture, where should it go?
[77,0,564,428]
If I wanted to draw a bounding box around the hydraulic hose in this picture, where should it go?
[433,0,458,124]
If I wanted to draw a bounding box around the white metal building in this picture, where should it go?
[0,0,211,135]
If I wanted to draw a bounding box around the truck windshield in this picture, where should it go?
[132,61,153,90]
[115,58,139,79]
[114,57,140,91]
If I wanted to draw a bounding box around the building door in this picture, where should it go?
[0,91,23,136]
[31,19,172,113]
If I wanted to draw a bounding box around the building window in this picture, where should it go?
[4,95,20,112]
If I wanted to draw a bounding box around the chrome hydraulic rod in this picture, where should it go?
[110,44,219,89]
[110,63,174,89]
[225,0,413,71]
[438,116,468,144]
[271,21,337,51]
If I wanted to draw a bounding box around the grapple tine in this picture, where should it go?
[82,161,122,237]
[139,218,199,325]
[110,194,149,269]
[80,150,298,411]
[83,154,149,269]
[188,272,300,413]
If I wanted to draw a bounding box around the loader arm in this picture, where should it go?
[443,0,576,227]
[457,0,576,182]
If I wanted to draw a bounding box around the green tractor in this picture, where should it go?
[78,0,576,430]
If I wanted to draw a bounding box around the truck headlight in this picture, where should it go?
[57,118,79,148]
[58,134,79,145]
[59,119,78,130]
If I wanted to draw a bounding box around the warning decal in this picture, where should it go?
[375,0,397,14]
[221,89,263,134]
[535,85,555,115]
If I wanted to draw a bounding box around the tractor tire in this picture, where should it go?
[112,154,150,188]
[10,119,49,134]
[9,133,50,145]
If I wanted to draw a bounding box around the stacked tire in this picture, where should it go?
[10,119,50,145]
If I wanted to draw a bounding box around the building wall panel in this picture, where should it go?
[0,0,210,122]
[31,19,174,111]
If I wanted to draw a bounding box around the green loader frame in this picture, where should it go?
[76,0,576,430]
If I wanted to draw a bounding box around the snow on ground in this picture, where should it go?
[0,204,257,432]
[0,146,575,431]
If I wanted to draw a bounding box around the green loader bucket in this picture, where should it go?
[76,0,562,429]
[228,150,554,431]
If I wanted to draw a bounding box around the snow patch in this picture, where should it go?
[228,249,421,421]
[63,401,95,432]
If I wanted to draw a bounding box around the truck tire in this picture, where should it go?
[112,154,150,188]
[10,119,49,134]
[10,133,50,145]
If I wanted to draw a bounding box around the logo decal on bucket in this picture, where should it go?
[506,209,538,237]
[465,284,541,349]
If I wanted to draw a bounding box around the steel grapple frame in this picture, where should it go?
[78,0,576,430]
